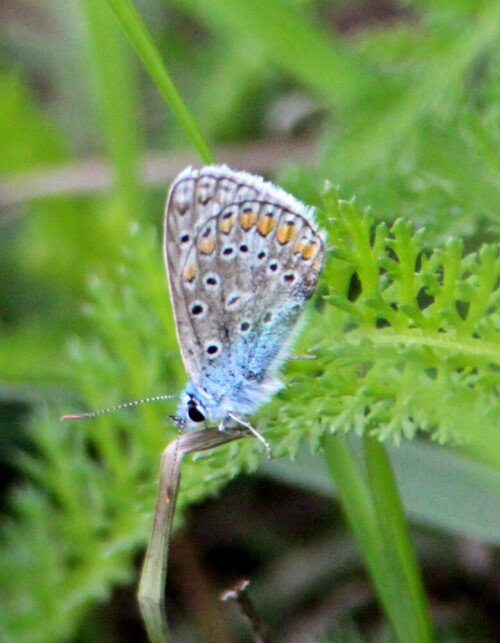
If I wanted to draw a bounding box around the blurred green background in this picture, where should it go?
[1,1,499,641]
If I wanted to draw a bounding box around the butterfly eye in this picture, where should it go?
[187,398,205,423]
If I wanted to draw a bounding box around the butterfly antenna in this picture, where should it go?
[60,395,179,422]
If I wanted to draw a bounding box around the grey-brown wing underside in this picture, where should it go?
[164,165,323,394]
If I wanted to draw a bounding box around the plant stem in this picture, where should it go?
[323,433,436,642]
[139,427,250,642]
[363,434,435,642]
[83,0,142,222]
[104,0,213,164]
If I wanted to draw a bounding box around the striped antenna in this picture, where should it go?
[60,395,179,421]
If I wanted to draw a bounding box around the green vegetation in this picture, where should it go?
[0,1,498,641]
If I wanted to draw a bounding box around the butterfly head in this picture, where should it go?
[172,384,213,429]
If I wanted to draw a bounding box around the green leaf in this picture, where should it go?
[103,0,213,162]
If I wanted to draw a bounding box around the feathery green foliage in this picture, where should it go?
[259,191,499,457]
[2,192,497,640]
[1,0,500,640]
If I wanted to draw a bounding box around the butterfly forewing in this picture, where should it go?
[164,166,324,402]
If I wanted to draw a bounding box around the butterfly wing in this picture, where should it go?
[164,165,324,409]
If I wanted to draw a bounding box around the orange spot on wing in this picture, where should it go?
[294,239,307,254]
[219,213,235,234]
[302,240,319,260]
[240,210,258,230]
[277,221,296,244]
[257,214,275,236]
[183,263,197,282]
[198,237,216,254]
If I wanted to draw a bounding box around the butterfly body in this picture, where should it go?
[164,165,324,432]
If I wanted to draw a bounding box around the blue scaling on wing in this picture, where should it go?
[164,165,324,429]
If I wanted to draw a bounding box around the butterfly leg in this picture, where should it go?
[224,412,273,458]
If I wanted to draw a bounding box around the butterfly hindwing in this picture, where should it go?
[164,166,324,407]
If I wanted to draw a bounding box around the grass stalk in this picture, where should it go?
[82,0,142,221]
[362,435,435,641]
[323,433,436,642]
[104,0,213,163]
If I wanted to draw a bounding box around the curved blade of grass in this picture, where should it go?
[104,0,213,164]
[139,427,250,643]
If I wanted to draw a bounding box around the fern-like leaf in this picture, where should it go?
[282,186,499,452]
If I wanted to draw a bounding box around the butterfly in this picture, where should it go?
[164,165,324,449]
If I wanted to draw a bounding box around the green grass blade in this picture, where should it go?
[322,436,397,630]
[104,0,213,163]
[363,435,435,643]
[82,0,142,219]
[323,434,436,643]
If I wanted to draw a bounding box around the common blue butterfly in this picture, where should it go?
[165,165,324,446]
